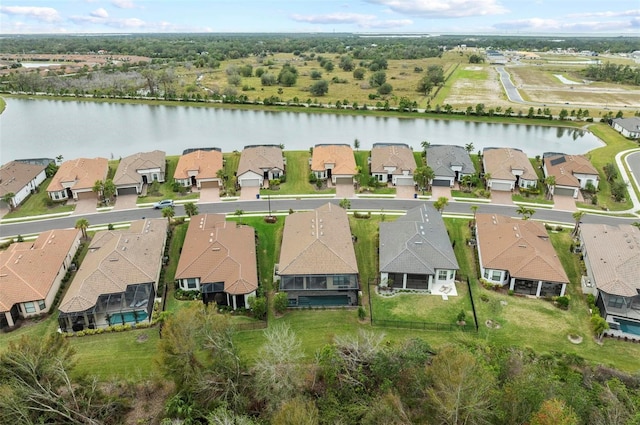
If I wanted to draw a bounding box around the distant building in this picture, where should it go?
[0,160,47,208]
[611,117,640,139]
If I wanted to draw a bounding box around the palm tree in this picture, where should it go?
[470,205,479,223]
[515,205,535,220]
[75,218,89,239]
[420,140,430,163]
[353,138,360,152]
[571,211,585,237]
[414,166,435,195]
[544,175,556,200]
[162,206,175,223]
[465,142,474,154]
[2,192,15,211]
[434,196,449,213]
[184,202,198,218]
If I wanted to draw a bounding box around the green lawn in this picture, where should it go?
[163,222,188,313]
[3,177,75,219]
[223,151,241,195]
[136,156,199,203]
[512,194,554,205]
[261,151,323,195]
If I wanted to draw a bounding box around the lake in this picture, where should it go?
[0,97,603,163]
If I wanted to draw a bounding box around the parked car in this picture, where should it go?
[153,199,174,209]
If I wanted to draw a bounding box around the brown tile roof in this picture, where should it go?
[47,158,109,192]
[476,214,568,283]
[311,144,356,176]
[370,143,416,175]
[0,161,46,197]
[580,224,640,297]
[483,148,537,181]
[113,150,166,186]
[237,145,284,176]
[175,214,258,295]
[59,219,168,314]
[278,203,358,276]
[0,229,81,313]
[543,154,598,187]
[174,150,223,180]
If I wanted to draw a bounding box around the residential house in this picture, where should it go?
[277,203,359,307]
[175,214,258,310]
[379,204,459,293]
[174,149,223,189]
[0,160,48,208]
[543,153,599,198]
[57,218,168,332]
[113,150,166,195]
[0,229,81,329]
[611,117,640,139]
[237,145,285,188]
[310,144,357,185]
[369,143,416,186]
[579,223,640,335]
[475,213,569,297]
[47,157,108,201]
[482,147,537,191]
[427,144,475,187]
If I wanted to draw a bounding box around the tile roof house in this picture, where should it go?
[379,204,459,294]
[237,145,285,188]
[611,117,640,139]
[475,213,569,297]
[277,203,359,307]
[174,149,223,190]
[0,160,48,209]
[57,218,168,332]
[175,214,258,310]
[579,223,640,334]
[311,144,357,185]
[47,157,109,201]
[370,143,417,186]
[543,153,599,199]
[113,150,166,195]
[0,229,81,330]
[427,144,475,188]
[482,148,537,192]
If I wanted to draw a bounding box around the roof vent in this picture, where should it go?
[212,247,220,251]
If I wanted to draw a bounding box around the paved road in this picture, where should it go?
[1,198,638,239]
[627,151,640,196]
[496,66,524,103]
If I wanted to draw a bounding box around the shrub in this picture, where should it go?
[274,292,289,314]
[555,296,570,309]
[358,306,366,320]
[248,295,267,320]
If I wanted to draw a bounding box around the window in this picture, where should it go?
[38,300,46,311]
[483,270,489,279]
[309,276,327,290]
[438,270,448,280]
[491,270,502,281]
[608,296,625,309]
[186,278,198,290]
[24,302,36,314]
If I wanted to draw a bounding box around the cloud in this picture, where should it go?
[0,6,61,22]
[90,8,109,18]
[568,9,640,19]
[493,17,639,32]
[291,12,412,29]
[111,0,136,9]
[365,0,509,18]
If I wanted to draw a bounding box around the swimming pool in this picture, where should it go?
[109,311,148,325]
[617,318,640,336]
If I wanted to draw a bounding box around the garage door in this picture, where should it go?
[490,181,512,191]
[75,190,96,200]
[554,187,576,197]
[117,186,138,196]
[240,178,260,187]
[199,180,219,189]
[432,179,451,187]
[395,176,414,186]
[335,177,353,185]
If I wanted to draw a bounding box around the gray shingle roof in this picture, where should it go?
[379,204,459,274]
[426,145,475,178]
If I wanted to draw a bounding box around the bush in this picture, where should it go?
[358,306,366,320]
[248,295,267,320]
[274,292,289,314]
[555,296,570,309]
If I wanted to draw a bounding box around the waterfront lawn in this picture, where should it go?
[261,151,329,195]
[2,177,75,219]
[163,222,188,313]
[137,155,199,203]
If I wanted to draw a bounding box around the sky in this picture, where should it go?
[0,0,639,35]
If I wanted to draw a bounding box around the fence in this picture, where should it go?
[371,318,474,332]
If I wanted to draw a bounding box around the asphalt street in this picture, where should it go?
[1,198,637,240]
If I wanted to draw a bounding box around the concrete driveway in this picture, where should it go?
[112,194,139,211]
[72,197,98,215]
[431,185,452,199]
[490,190,513,206]
[553,194,577,212]
[396,185,417,199]
[336,181,355,199]
[239,186,260,201]
[198,187,221,203]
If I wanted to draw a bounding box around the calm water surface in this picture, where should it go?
[0,98,603,163]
